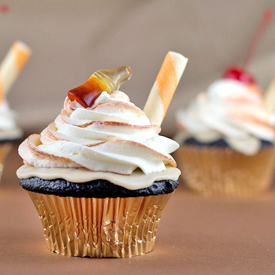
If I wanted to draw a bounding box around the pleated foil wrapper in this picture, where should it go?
[0,143,13,181]
[175,145,275,198]
[28,191,173,257]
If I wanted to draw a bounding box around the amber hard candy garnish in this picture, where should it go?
[68,66,132,108]
[223,66,255,85]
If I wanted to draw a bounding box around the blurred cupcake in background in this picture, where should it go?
[174,78,275,197]
[0,41,31,180]
[174,10,275,197]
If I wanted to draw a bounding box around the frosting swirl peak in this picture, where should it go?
[19,91,178,175]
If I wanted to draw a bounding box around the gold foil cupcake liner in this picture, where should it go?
[28,191,173,257]
[175,145,275,198]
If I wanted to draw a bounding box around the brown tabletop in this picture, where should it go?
[1,143,275,275]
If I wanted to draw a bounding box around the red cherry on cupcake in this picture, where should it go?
[222,9,273,85]
[223,66,255,84]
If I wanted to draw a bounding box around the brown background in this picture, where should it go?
[1,1,275,274]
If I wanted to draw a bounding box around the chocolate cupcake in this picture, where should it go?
[0,99,23,179]
[17,52,188,258]
[0,41,31,181]
[174,78,275,197]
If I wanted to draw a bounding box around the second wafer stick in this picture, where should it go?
[0,41,32,100]
[264,77,275,115]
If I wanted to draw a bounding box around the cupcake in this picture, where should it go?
[174,11,275,198]
[16,52,188,257]
[0,41,31,180]
[174,75,275,197]
[0,99,23,178]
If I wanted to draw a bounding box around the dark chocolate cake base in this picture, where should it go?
[0,137,21,144]
[184,137,273,148]
[19,177,179,198]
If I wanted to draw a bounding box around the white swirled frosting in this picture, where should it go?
[175,79,275,155]
[17,91,180,189]
[0,100,22,140]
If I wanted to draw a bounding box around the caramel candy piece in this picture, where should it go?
[68,66,132,108]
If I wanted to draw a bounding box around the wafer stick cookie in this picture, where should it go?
[0,41,31,100]
[264,77,275,114]
[143,51,188,126]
